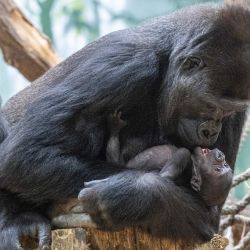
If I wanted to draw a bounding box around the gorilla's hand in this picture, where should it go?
[54,169,217,241]
[78,172,163,231]
[51,175,138,230]
[0,212,51,250]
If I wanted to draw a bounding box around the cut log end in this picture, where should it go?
[21,228,229,250]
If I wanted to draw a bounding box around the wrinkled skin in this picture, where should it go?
[0,4,249,249]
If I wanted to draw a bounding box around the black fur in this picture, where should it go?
[0,4,249,248]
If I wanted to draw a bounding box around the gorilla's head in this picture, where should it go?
[158,4,250,148]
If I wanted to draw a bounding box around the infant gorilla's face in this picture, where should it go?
[194,147,233,184]
[192,147,233,206]
[194,147,232,176]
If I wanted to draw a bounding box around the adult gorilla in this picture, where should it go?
[0,4,250,249]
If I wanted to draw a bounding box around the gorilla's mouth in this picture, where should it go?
[202,148,210,156]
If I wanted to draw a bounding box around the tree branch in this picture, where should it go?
[0,0,60,81]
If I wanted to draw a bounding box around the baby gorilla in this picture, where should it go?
[106,111,233,206]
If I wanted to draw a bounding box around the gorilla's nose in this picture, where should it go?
[200,129,218,139]
[198,120,222,144]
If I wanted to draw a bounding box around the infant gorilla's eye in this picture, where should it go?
[205,103,216,113]
[182,56,205,71]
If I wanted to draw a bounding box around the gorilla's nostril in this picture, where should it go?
[202,129,210,139]
[215,119,221,125]
[202,130,218,139]
[210,132,217,137]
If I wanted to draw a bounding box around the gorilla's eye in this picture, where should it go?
[182,57,204,71]
[205,103,216,113]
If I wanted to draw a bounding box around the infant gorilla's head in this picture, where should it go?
[193,147,233,206]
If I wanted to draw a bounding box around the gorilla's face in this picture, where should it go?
[175,99,240,148]
[177,118,221,148]
[161,26,249,148]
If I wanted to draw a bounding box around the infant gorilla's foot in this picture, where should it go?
[190,175,202,192]
[0,212,51,250]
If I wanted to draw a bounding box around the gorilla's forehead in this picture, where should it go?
[167,5,250,100]
[172,6,250,53]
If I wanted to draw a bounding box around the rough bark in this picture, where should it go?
[0,0,60,81]
[21,228,228,250]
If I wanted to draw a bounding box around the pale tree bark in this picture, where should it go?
[0,0,60,81]
[21,229,228,250]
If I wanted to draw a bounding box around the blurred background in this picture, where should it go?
[0,0,249,199]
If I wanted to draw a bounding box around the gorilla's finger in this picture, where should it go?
[70,204,85,213]
[10,241,23,250]
[38,223,51,250]
[84,178,109,188]
[52,214,96,229]
[78,188,99,213]
[78,187,96,201]
[0,229,24,250]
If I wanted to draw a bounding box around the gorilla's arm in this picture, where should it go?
[78,171,219,242]
[0,33,160,202]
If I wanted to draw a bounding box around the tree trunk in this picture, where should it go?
[21,228,228,250]
[0,0,60,81]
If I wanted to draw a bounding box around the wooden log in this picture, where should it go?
[0,0,60,81]
[21,228,228,250]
